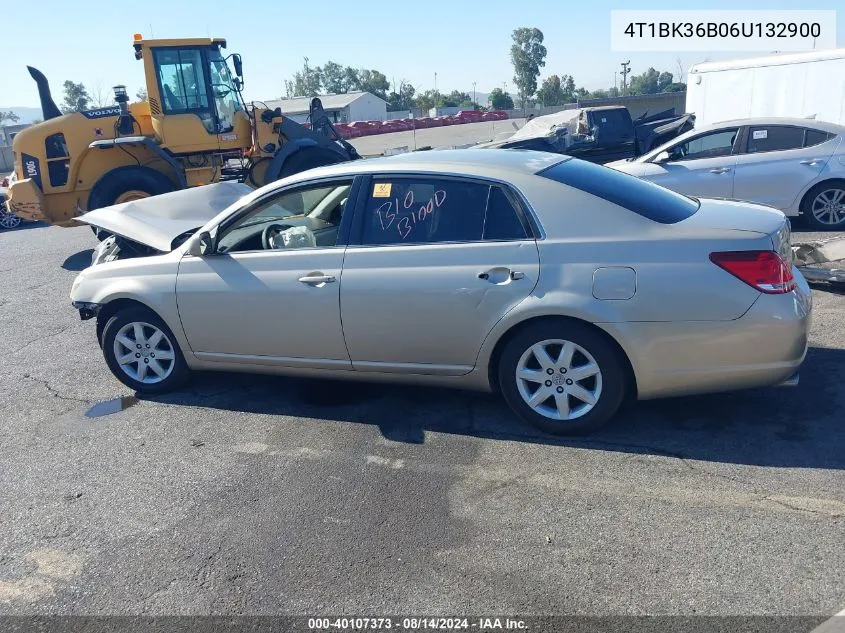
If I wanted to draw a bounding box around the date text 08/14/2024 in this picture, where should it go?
[307,617,528,630]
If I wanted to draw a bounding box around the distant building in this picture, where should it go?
[1,123,32,147]
[264,92,388,124]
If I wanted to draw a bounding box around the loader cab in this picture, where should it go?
[136,37,250,155]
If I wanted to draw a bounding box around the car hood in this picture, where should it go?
[76,181,253,252]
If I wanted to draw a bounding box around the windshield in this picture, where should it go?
[207,48,242,132]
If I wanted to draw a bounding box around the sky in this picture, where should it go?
[1,0,842,110]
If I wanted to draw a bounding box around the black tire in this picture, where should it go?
[88,166,176,211]
[278,147,346,180]
[101,306,190,394]
[497,320,627,436]
[800,180,845,230]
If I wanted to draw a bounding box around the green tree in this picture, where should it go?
[387,81,415,111]
[628,68,677,95]
[437,90,471,108]
[488,88,514,110]
[135,88,148,101]
[0,110,20,125]
[536,75,564,106]
[664,82,687,92]
[413,90,437,112]
[60,80,91,113]
[322,61,361,94]
[510,27,547,109]
[358,69,390,100]
[284,57,323,98]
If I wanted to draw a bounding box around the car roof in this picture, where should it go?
[702,117,845,133]
[282,149,570,185]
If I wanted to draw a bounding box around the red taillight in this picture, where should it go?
[709,250,795,294]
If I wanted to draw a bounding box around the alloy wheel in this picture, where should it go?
[112,321,176,384]
[811,187,845,226]
[515,339,603,421]
[0,211,22,230]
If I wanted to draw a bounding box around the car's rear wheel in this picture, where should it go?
[801,181,845,230]
[498,321,627,435]
[101,306,190,393]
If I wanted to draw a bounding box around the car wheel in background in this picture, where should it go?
[498,320,627,436]
[0,210,22,230]
[101,306,190,394]
[801,180,845,230]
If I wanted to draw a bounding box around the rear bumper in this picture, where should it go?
[605,268,812,400]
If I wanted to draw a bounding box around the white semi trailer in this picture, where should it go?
[686,49,845,127]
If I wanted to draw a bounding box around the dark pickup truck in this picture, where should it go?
[478,105,694,164]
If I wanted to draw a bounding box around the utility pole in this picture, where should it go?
[472,81,477,107]
[620,61,631,95]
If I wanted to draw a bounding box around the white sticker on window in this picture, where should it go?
[753,130,768,140]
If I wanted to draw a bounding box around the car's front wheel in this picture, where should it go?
[101,306,190,393]
[498,320,627,435]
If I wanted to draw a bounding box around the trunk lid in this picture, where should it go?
[680,198,792,261]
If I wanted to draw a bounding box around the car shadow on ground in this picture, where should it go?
[140,345,845,470]
[61,249,94,271]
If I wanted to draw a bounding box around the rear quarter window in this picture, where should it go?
[538,159,699,224]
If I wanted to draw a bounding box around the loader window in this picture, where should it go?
[153,48,215,133]
[45,133,69,187]
[207,48,242,133]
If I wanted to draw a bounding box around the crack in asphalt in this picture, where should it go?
[9,326,72,357]
[22,374,92,406]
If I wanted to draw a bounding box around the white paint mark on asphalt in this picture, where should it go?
[0,548,83,603]
[233,442,269,455]
[366,455,405,470]
[811,606,845,633]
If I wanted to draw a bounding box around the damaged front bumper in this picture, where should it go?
[71,301,101,320]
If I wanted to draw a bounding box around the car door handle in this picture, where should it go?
[298,274,336,285]
[800,159,822,166]
[478,269,524,281]
[709,167,731,174]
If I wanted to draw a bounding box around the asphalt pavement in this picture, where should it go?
[1,221,844,624]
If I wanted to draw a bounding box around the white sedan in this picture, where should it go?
[608,118,845,230]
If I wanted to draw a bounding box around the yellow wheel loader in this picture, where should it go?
[5,35,359,229]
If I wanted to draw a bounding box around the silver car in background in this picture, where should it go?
[71,150,811,435]
[608,118,845,230]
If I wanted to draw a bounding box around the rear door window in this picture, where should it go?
[538,159,699,224]
[746,126,805,153]
[804,129,834,148]
[484,186,529,240]
[358,178,532,246]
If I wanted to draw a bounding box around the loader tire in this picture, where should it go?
[278,147,346,180]
[88,166,176,211]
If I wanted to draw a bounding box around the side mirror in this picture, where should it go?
[654,150,671,163]
[196,230,216,256]
[232,54,243,78]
